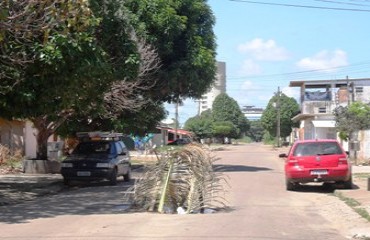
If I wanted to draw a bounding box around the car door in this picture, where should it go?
[118,141,130,174]
[114,141,130,175]
[114,142,125,175]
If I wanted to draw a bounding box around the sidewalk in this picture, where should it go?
[335,165,370,213]
[0,174,64,206]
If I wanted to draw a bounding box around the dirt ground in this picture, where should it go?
[1,144,370,239]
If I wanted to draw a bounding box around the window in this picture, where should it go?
[293,142,342,156]
[318,107,326,113]
[355,87,363,93]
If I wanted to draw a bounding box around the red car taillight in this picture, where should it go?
[287,158,299,167]
[339,157,348,165]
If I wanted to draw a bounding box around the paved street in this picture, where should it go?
[0,143,369,240]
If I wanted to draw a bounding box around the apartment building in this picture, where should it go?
[198,61,226,114]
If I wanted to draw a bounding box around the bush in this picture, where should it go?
[0,145,23,172]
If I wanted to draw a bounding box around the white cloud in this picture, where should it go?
[282,87,300,101]
[237,38,290,61]
[241,80,261,90]
[239,59,262,76]
[296,50,348,72]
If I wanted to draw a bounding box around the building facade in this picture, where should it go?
[242,105,264,121]
[290,78,370,159]
[198,61,226,114]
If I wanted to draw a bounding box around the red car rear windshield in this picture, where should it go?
[293,142,343,156]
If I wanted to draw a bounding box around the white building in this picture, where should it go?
[198,61,226,114]
[290,78,370,160]
[242,106,264,121]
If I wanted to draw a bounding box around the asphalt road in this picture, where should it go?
[0,143,356,239]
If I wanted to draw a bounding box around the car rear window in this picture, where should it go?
[73,141,113,154]
[293,142,343,156]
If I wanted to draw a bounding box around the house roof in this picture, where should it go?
[156,126,193,136]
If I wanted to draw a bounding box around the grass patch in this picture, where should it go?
[334,191,370,223]
[354,207,370,222]
[353,173,370,179]
[335,191,361,207]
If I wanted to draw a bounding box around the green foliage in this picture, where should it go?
[261,93,300,138]
[0,0,100,89]
[184,113,214,139]
[262,131,275,145]
[57,102,166,137]
[212,121,237,138]
[212,93,249,138]
[247,120,264,142]
[334,102,370,139]
[125,0,217,102]
[0,0,218,159]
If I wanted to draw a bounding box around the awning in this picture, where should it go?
[167,129,192,136]
[312,120,335,128]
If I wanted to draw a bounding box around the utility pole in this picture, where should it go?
[276,87,281,148]
[174,98,179,141]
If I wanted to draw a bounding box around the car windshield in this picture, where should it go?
[73,142,112,154]
[293,142,343,156]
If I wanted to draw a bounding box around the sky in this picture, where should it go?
[166,0,370,126]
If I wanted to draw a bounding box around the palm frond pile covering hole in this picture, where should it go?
[128,143,229,214]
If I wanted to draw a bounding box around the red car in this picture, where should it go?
[279,139,352,191]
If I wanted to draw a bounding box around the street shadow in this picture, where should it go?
[0,178,137,224]
[213,164,272,172]
[291,182,359,194]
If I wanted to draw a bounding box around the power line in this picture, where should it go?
[227,61,370,81]
[314,0,370,7]
[229,0,370,12]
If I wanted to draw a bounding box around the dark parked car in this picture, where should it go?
[61,133,131,186]
[279,139,352,191]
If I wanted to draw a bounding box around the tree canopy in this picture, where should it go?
[212,93,249,138]
[334,102,370,140]
[184,110,213,139]
[261,93,300,138]
[0,0,217,159]
[125,0,217,102]
[184,94,249,140]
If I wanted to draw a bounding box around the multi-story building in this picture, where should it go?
[289,78,370,159]
[242,105,264,121]
[198,61,226,114]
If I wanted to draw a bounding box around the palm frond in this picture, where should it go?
[128,143,229,214]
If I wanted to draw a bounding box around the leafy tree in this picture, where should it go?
[261,93,300,138]
[0,0,218,159]
[58,101,166,137]
[125,0,217,102]
[184,110,214,139]
[247,120,264,142]
[334,102,370,141]
[212,121,237,139]
[0,0,98,91]
[211,93,249,138]
[0,0,111,159]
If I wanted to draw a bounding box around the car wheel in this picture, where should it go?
[286,179,296,191]
[123,166,131,182]
[342,177,353,189]
[109,168,118,186]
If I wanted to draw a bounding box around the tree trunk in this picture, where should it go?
[35,127,52,160]
[32,117,54,160]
